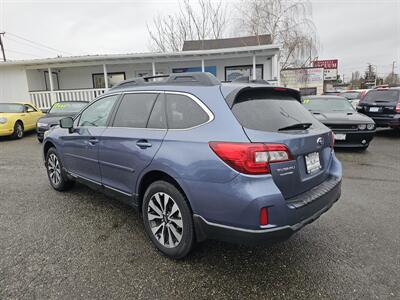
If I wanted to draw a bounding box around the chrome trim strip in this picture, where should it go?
[74,90,214,131]
[194,214,280,233]
[68,171,102,186]
[69,171,133,197]
[103,184,132,197]
[121,90,215,130]
[104,127,167,131]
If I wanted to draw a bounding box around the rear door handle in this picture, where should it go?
[136,140,152,149]
[88,138,99,145]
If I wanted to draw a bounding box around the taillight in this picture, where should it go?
[209,142,291,175]
[396,102,400,113]
[260,207,269,226]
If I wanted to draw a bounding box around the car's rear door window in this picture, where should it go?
[113,93,158,128]
[232,97,321,132]
[166,94,209,129]
[147,94,167,129]
[362,90,400,104]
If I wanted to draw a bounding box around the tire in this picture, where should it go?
[358,146,369,152]
[11,121,24,139]
[142,181,194,259]
[45,147,74,191]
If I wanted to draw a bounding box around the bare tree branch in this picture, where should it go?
[236,0,319,68]
[147,0,228,52]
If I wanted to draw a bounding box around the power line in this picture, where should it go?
[5,31,73,56]
[5,48,43,58]
[4,34,64,55]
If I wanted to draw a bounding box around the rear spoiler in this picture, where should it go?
[224,86,302,108]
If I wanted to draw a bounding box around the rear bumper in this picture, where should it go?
[194,177,341,245]
[333,130,375,148]
[361,114,400,128]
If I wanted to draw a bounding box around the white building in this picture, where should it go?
[0,35,280,109]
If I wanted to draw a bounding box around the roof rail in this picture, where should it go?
[110,72,220,90]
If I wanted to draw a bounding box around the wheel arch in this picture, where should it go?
[43,140,56,159]
[137,170,192,213]
[15,119,24,128]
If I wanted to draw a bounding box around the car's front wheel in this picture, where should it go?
[11,122,24,139]
[46,147,74,191]
[142,181,194,259]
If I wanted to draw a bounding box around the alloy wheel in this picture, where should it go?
[16,124,23,138]
[48,153,61,186]
[147,192,183,248]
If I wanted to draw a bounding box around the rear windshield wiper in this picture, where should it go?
[278,122,312,131]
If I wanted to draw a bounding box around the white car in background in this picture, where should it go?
[339,89,370,109]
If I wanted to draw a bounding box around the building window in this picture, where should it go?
[135,70,166,77]
[225,65,263,81]
[299,87,317,96]
[92,72,126,88]
[172,66,217,76]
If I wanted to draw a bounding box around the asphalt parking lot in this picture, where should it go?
[0,130,399,299]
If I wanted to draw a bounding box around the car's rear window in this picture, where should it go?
[232,98,321,132]
[340,92,360,100]
[362,90,399,104]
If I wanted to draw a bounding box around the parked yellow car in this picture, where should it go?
[0,102,44,139]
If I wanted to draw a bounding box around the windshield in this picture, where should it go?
[49,102,87,114]
[362,90,399,104]
[0,103,25,113]
[303,97,354,112]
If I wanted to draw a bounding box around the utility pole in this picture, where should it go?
[0,32,6,62]
[392,61,396,85]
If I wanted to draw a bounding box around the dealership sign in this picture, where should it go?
[280,67,324,95]
[313,59,338,80]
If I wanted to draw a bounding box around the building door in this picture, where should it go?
[44,71,59,90]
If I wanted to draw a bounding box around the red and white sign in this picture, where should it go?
[313,59,338,80]
[313,59,338,69]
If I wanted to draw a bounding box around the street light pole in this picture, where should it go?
[0,32,6,62]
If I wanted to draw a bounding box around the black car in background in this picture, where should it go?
[303,96,376,150]
[36,101,88,142]
[357,88,400,129]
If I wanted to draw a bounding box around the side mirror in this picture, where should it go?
[60,117,74,133]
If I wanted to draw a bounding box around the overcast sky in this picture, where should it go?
[0,0,399,80]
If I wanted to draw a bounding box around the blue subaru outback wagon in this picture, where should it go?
[43,73,342,259]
